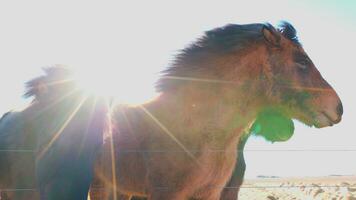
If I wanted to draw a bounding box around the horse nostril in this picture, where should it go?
[337,102,343,116]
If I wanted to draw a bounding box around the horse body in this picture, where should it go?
[0,67,108,200]
[91,22,342,200]
[93,97,254,200]
[0,111,38,199]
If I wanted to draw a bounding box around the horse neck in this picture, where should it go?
[139,87,259,150]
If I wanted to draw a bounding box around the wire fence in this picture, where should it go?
[2,149,356,153]
[1,148,356,193]
[1,184,356,192]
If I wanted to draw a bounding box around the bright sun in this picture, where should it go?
[72,65,159,106]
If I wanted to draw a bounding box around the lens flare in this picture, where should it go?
[72,65,158,106]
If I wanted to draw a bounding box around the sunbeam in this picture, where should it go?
[40,79,76,87]
[162,75,236,84]
[31,89,79,116]
[78,96,99,156]
[72,66,158,106]
[107,102,118,200]
[139,105,199,164]
[281,85,336,92]
[36,95,88,161]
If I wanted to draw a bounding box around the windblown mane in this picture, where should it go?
[157,21,299,92]
[24,66,75,101]
[180,23,264,55]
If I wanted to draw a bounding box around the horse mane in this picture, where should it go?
[24,66,75,101]
[157,21,299,92]
[182,23,265,55]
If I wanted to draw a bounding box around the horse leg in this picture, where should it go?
[147,189,188,200]
[191,185,226,200]
[131,196,147,200]
[0,191,11,200]
[118,194,132,200]
[220,134,249,200]
[149,193,185,200]
[106,192,145,200]
[89,187,112,200]
[89,182,139,200]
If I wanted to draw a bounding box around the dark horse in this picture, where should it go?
[0,67,108,200]
[90,21,342,199]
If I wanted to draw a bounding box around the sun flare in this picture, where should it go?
[72,65,159,106]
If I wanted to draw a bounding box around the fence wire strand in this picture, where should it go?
[2,149,356,153]
[1,148,355,193]
[1,185,356,192]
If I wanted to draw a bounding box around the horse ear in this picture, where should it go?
[262,24,281,47]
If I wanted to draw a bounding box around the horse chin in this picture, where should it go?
[313,112,338,128]
[298,111,336,128]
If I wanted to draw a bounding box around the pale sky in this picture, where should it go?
[0,0,355,178]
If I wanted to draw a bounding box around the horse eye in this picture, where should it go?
[297,59,309,70]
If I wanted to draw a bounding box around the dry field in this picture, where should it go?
[239,176,356,200]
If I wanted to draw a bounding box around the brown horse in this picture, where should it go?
[90,21,343,200]
[0,66,108,200]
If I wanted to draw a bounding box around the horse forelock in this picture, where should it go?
[24,66,75,100]
[278,21,300,45]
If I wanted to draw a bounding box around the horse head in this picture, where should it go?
[24,66,79,104]
[260,21,342,128]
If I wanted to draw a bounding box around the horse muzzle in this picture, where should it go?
[314,101,343,128]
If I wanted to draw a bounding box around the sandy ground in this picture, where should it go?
[239,176,356,200]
